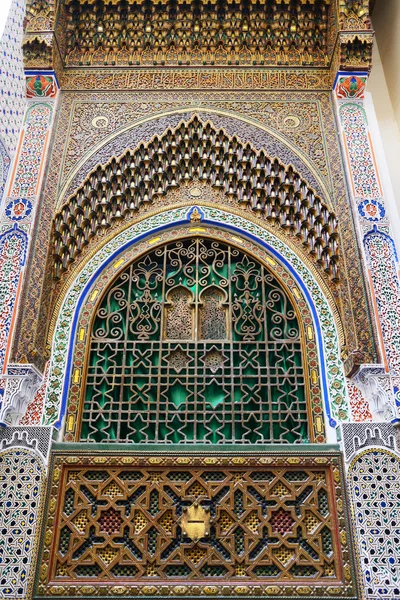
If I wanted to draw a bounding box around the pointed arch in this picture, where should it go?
[198,285,228,341]
[43,205,349,435]
[165,286,195,341]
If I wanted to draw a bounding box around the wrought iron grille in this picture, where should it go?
[82,238,308,443]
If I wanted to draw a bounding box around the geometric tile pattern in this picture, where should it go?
[0,227,27,387]
[0,448,45,598]
[348,450,400,600]
[0,0,26,157]
[364,230,400,372]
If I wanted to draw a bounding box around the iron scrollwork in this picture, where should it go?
[82,238,308,444]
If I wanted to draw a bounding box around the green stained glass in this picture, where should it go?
[81,238,308,443]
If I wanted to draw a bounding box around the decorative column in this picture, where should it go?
[334,65,400,600]
[334,73,400,424]
[0,73,58,422]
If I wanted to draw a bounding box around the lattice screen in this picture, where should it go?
[35,452,356,599]
[81,238,308,444]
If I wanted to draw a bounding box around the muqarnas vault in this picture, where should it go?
[0,1,400,600]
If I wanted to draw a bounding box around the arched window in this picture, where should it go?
[81,238,308,443]
[165,287,195,340]
[199,286,228,340]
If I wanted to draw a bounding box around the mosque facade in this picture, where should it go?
[0,1,399,599]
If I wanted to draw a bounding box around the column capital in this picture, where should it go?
[351,364,398,423]
[333,71,368,100]
[0,364,43,426]
[25,70,59,99]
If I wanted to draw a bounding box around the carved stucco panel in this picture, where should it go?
[11,91,377,375]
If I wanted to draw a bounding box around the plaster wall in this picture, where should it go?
[0,1,14,39]
[372,0,400,129]
[367,38,400,255]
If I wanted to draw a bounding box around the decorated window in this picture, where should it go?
[81,238,310,443]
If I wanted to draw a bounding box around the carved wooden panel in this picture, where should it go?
[35,451,356,599]
[64,0,331,68]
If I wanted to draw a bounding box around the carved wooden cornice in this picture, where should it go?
[23,0,374,86]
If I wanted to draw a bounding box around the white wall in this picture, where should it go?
[371,0,400,131]
[366,5,400,253]
[0,1,14,40]
[367,43,400,253]
[0,0,26,157]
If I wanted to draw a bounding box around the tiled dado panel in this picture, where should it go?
[0,448,46,599]
[348,450,400,600]
[0,0,26,157]
[35,450,356,599]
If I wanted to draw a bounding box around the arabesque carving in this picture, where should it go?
[338,0,370,29]
[23,35,53,69]
[25,0,55,32]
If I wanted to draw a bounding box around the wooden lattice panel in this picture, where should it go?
[35,451,357,598]
[77,237,311,445]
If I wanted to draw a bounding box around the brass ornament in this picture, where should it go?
[180,502,211,543]
[189,207,202,221]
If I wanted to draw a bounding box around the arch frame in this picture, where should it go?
[67,228,322,444]
[50,182,344,349]
[58,106,333,209]
[12,99,377,379]
[53,113,339,283]
[43,204,350,433]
